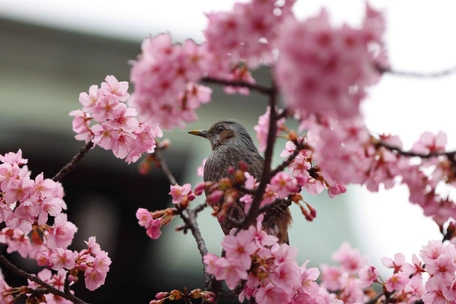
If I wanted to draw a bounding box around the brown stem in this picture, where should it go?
[377,64,456,78]
[201,77,274,95]
[179,210,209,284]
[270,142,308,178]
[194,202,208,214]
[240,82,278,229]
[0,255,88,304]
[153,143,177,186]
[52,141,94,182]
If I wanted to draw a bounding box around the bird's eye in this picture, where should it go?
[216,126,225,133]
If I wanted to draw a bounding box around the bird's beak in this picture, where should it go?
[188,129,209,138]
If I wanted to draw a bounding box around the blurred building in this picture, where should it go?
[0,16,356,303]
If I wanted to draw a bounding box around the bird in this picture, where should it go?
[188,120,292,244]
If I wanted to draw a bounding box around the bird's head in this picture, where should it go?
[188,120,259,153]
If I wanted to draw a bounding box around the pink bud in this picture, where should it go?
[207,190,224,205]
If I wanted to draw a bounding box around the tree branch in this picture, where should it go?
[270,142,307,178]
[375,141,456,159]
[201,77,274,95]
[52,141,94,182]
[0,255,88,304]
[377,64,456,79]
[240,82,278,229]
[152,143,177,186]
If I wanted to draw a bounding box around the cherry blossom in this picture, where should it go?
[70,75,162,163]
[275,3,386,120]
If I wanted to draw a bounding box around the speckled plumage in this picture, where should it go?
[189,120,292,244]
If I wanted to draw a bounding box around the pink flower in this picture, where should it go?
[79,84,100,112]
[84,267,107,291]
[50,248,75,270]
[254,284,290,304]
[106,103,139,133]
[270,172,297,199]
[411,131,447,154]
[254,107,285,152]
[0,149,27,165]
[46,214,78,249]
[85,236,101,255]
[320,265,342,291]
[100,75,130,101]
[299,261,320,297]
[91,122,118,151]
[358,265,378,288]
[422,276,449,304]
[269,260,301,294]
[331,242,367,274]
[146,219,161,240]
[93,250,111,273]
[69,110,93,142]
[222,229,256,269]
[381,252,405,273]
[426,255,456,281]
[420,240,445,264]
[213,257,247,289]
[402,253,425,277]
[2,176,34,205]
[385,273,409,292]
[203,253,219,276]
[248,214,278,247]
[136,208,153,228]
[328,183,347,198]
[169,184,192,204]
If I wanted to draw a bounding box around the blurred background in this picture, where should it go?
[1,0,456,303]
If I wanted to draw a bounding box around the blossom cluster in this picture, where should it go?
[129,35,212,129]
[35,236,111,291]
[0,150,110,296]
[303,114,456,225]
[204,0,296,70]
[332,240,456,303]
[203,216,339,304]
[136,183,199,240]
[138,238,456,304]
[275,3,388,120]
[70,75,162,163]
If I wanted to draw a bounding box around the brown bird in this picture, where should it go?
[188,120,292,244]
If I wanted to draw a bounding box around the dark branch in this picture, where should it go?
[270,142,307,178]
[0,255,88,304]
[240,82,278,229]
[179,210,209,285]
[258,198,292,215]
[152,143,177,186]
[194,202,209,214]
[52,141,94,182]
[377,64,456,79]
[201,77,274,95]
[376,141,456,159]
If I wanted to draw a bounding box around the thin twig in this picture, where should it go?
[194,202,209,214]
[52,141,94,182]
[0,255,88,304]
[201,77,274,95]
[270,142,307,178]
[179,210,209,285]
[377,64,456,79]
[153,144,177,186]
